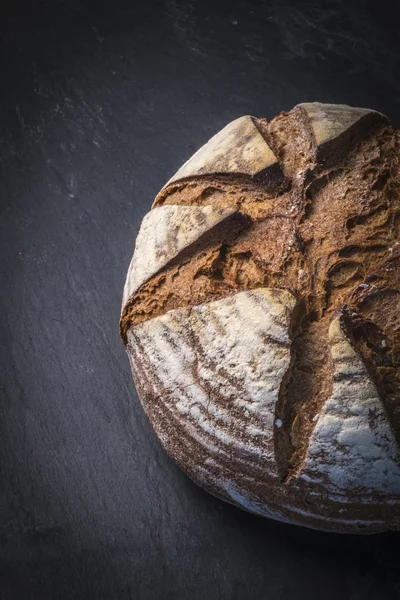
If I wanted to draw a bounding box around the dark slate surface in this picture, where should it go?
[1,1,399,598]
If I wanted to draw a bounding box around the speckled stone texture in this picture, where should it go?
[2,0,400,598]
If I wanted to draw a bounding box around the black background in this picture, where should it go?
[1,1,399,598]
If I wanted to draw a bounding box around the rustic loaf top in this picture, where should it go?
[121,102,400,533]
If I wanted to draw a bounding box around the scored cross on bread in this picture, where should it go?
[120,103,400,534]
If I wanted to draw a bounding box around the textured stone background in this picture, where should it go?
[0,0,399,598]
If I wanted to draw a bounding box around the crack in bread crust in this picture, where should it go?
[121,103,400,529]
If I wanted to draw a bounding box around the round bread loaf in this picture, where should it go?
[120,103,400,533]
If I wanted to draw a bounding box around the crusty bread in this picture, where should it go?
[120,102,400,533]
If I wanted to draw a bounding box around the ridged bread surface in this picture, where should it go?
[121,102,400,533]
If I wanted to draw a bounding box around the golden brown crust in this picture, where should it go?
[121,103,400,532]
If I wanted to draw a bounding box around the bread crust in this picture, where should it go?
[121,103,400,533]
